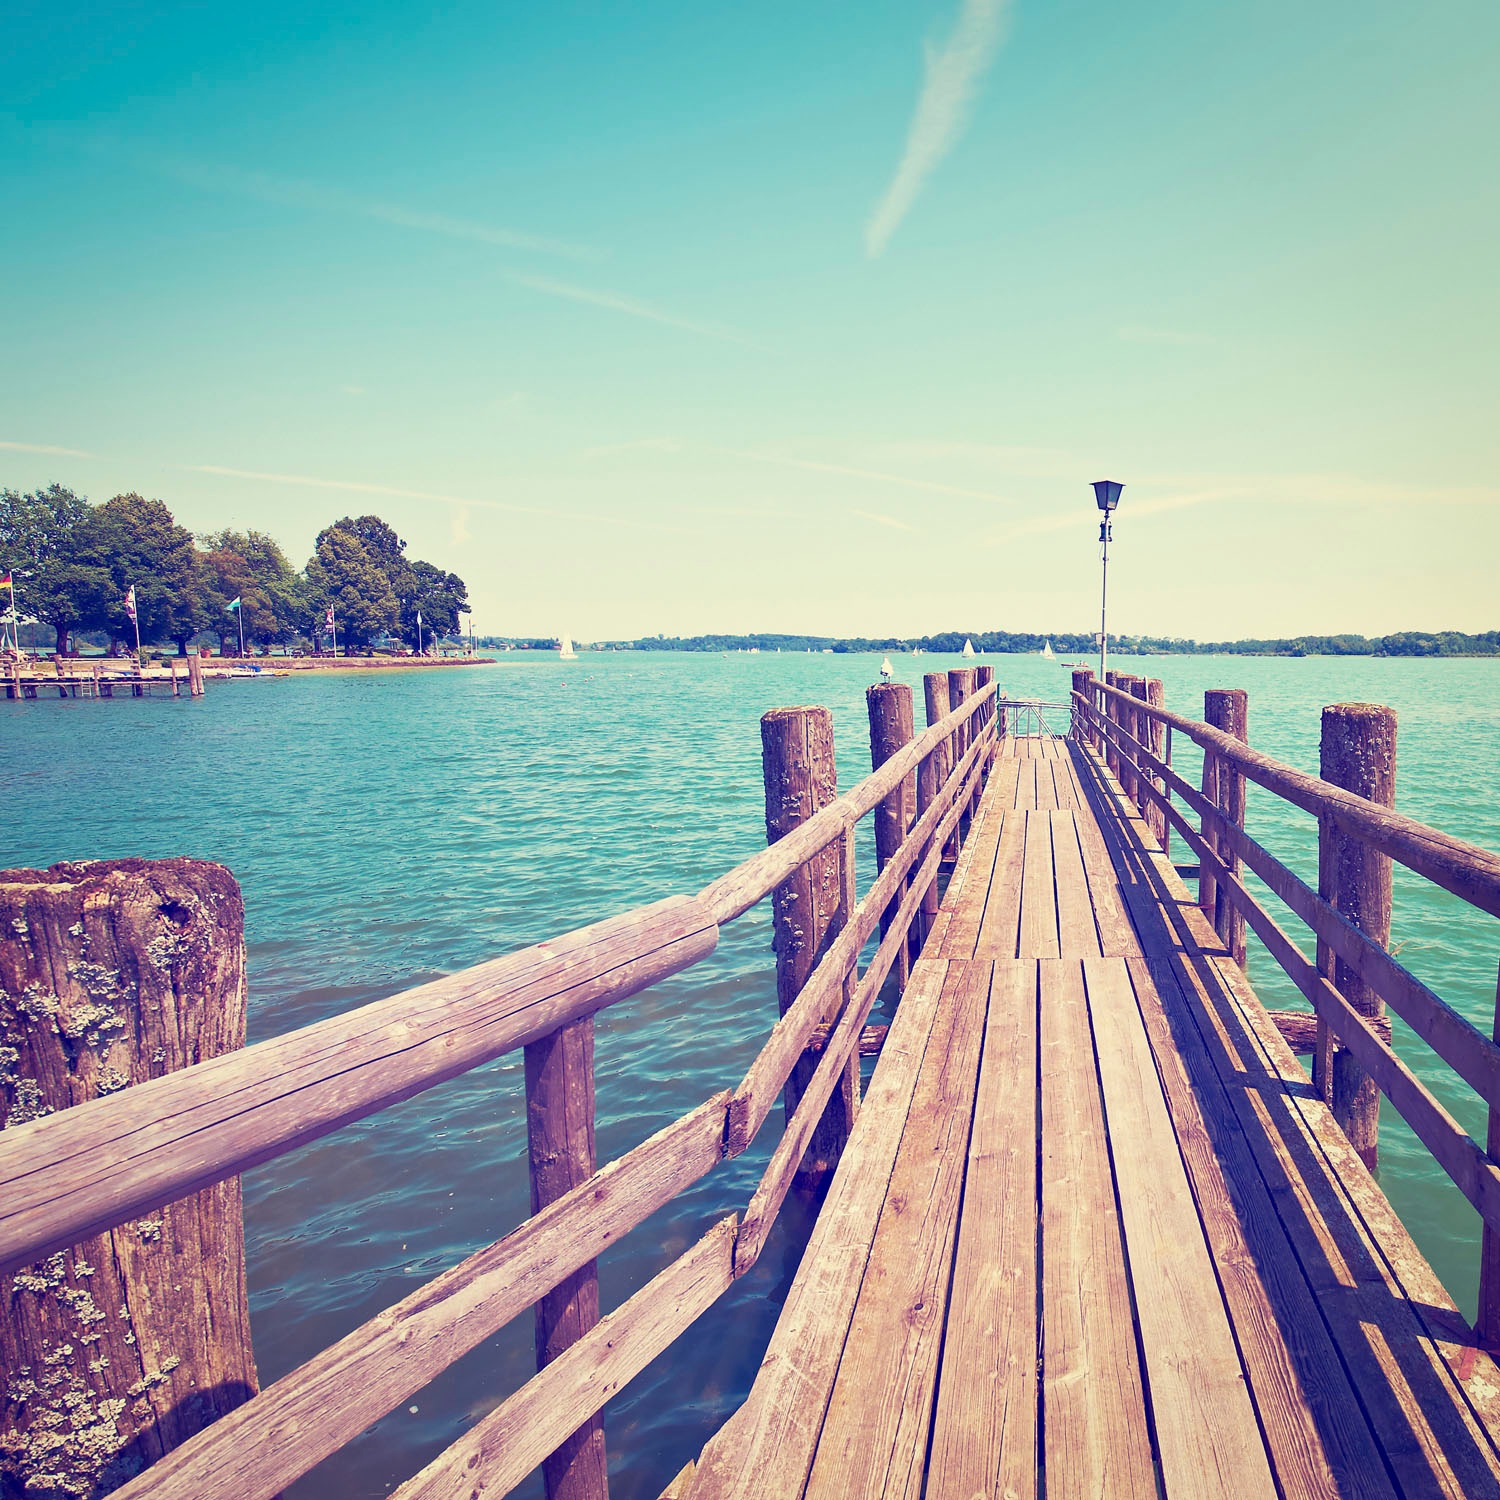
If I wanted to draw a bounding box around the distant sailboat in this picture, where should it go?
[558,635,577,660]
[1041,640,1056,660]
[961,638,976,658]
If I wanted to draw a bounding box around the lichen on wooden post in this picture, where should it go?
[0,859,258,1499]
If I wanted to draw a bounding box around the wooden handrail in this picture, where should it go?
[1086,677,1500,920]
[1074,695,1500,1236]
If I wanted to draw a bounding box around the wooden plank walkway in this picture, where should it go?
[683,734,1500,1500]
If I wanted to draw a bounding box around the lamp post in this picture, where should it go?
[1092,480,1123,683]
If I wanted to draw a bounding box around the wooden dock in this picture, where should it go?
[5,669,1500,1500]
[680,731,1500,1499]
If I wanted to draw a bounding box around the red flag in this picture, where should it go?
[325,606,335,628]
[124,585,137,623]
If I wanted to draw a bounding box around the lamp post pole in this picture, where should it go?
[1092,480,1124,685]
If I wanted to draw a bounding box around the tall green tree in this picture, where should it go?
[202,528,305,649]
[87,493,201,650]
[0,484,114,654]
[402,558,470,645]
[305,526,398,650]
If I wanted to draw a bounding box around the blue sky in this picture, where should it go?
[4,0,1497,640]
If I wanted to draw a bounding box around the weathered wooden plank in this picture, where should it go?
[110,1095,732,1500]
[927,960,1038,1500]
[1051,811,1101,958]
[0,896,719,1274]
[804,962,991,1500]
[683,961,951,1500]
[1033,757,1059,810]
[1066,747,1140,958]
[1040,958,1155,1499]
[939,805,1007,959]
[973,808,1026,961]
[1127,954,1397,1500]
[1085,956,1278,1499]
[1018,812,1060,960]
[393,1216,738,1500]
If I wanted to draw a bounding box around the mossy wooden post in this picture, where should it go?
[867,682,915,991]
[1318,703,1396,1169]
[948,668,977,818]
[761,707,857,1186]
[0,858,258,1500]
[973,665,996,770]
[1203,689,1249,967]
[524,1018,607,1500]
[925,674,956,862]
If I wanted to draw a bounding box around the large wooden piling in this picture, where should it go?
[187,654,205,698]
[1200,689,1249,967]
[1142,679,1168,851]
[925,674,956,861]
[1480,965,1500,1350]
[1317,702,1396,1169]
[867,683,916,990]
[948,669,977,818]
[1114,673,1143,805]
[524,1020,607,1500]
[0,859,258,1499]
[1103,671,1122,778]
[1070,667,1094,743]
[973,665,996,767]
[761,707,857,1185]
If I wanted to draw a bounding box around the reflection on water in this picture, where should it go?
[7,651,1500,1497]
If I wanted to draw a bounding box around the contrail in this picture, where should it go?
[866,0,1010,257]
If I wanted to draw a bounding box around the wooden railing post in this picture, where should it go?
[925,674,956,862]
[1201,688,1248,967]
[1115,673,1142,805]
[524,1021,607,1500]
[1143,679,1168,851]
[973,665,996,769]
[1479,964,1500,1349]
[948,668,977,818]
[1070,668,1094,742]
[1318,702,1396,1169]
[867,681,916,992]
[761,707,857,1186]
[1103,671,1122,779]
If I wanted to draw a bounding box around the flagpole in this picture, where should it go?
[238,607,245,658]
[331,607,338,659]
[5,575,16,657]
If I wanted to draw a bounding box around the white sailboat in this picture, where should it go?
[961,638,976,658]
[558,635,577,660]
[1041,640,1056,660]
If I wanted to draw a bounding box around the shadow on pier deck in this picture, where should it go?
[680,734,1500,1500]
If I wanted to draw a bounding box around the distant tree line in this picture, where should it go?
[587,629,1500,658]
[0,483,469,655]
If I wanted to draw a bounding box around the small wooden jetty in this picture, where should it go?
[5,667,1500,1499]
[3,655,207,699]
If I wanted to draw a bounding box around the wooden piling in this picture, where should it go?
[1479,964,1500,1350]
[973,665,996,768]
[948,668,977,818]
[187,653,204,698]
[1070,668,1094,743]
[1200,689,1249,967]
[1103,671,1122,778]
[761,707,857,1185]
[867,683,916,990]
[1143,679,1168,852]
[524,1020,607,1500]
[0,859,258,1499]
[925,674,956,861]
[1115,674,1143,804]
[1318,702,1396,1169]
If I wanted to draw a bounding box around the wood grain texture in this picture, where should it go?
[804,961,990,1500]
[927,960,1038,1500]
[1039,958,1155,1499]
[1018,812,1061,960]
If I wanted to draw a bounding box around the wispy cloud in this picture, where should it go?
[505,273,763,349]
[725,448,1015,506]
[978,489,1228,547]
[91,143,600,262]
[1,440,96,458]
[582,438,684,459]
[866,0,1011,257]
[852,508,918,532]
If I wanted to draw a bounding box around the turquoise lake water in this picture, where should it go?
[5,651,1500,1498]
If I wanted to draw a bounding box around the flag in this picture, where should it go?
[325,606,335,628]
[228,596,241,611]
[124,585,137,623]
[0,572,11,588]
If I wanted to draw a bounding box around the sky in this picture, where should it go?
[3,0,1498,642]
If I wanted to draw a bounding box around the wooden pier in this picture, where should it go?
[4,670,1500,1499]
[4,654,206,699]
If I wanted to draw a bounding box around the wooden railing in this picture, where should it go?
[1071,671,1500,1344]
[0,675,998,1500]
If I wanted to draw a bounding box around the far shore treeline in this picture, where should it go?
[0,483,469,655]
[487,628,1500,659]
